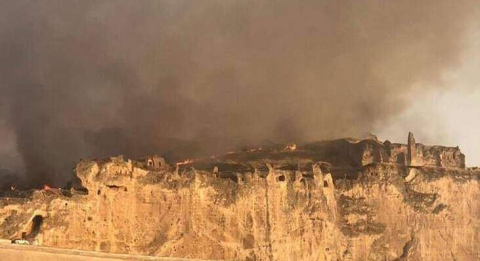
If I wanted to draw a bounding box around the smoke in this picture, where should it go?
[0,0,478,186]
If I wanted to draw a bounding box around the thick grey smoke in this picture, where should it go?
[0,1,477,186]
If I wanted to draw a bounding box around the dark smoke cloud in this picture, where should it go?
[0,1,477,186]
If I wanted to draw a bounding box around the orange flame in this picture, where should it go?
[285,144,297,151]
[176,159,195,166]
[43,184,62,196]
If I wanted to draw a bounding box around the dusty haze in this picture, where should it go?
[0,0,478,186]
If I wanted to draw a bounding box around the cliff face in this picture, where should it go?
[0,135,478,260]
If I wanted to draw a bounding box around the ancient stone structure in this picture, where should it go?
[0,134,478,260]
[145,156,167,170]
[407,132,417,166]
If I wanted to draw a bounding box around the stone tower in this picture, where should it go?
[407,132,417,166]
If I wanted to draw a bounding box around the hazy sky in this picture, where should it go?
[0,1,480,186]
[377,26,480,166]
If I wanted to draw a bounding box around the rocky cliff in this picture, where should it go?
[0,134,478,260]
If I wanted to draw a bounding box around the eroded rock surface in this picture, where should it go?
[0,134,478,260]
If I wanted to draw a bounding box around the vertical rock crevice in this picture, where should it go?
[264,170,274,261]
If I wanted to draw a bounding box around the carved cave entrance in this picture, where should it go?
[22,215,44,241]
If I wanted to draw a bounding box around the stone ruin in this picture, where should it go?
[351,132,465,169]
[144,155,167,170]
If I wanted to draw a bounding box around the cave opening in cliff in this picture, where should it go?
[106,185,123,190]
[23,215,44,240]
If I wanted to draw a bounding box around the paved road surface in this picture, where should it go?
[0,241,202,261]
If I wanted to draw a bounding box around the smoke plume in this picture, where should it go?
[0,1,477,186]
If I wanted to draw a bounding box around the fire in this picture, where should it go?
[247,147,263,153]
[285,144,297,151]
[176,159,195,166]
[43,184,62,196]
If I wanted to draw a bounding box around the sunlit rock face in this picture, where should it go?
[0,134,478,260]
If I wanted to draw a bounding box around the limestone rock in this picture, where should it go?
[0,136,478,260]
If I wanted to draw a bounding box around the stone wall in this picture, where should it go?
[347,133,465,168]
